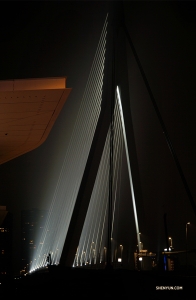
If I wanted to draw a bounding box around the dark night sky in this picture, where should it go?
[125,1,196,253]
[0,1,196,274]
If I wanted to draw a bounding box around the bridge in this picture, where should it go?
[24,5,144,274]
[1,2,196,298]
[17,2,195,275]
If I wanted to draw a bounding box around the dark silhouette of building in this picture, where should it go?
[21,208,47,274]
[0,206,13,277]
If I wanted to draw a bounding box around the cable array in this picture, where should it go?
[29,15,108,273]
[29,14,141,272]
[73,87,131,267]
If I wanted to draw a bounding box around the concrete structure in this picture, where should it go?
[0,77,71,164]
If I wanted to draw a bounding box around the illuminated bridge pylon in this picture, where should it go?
[60,4,144,269]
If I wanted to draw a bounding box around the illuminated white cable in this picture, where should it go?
[116,86,141,249]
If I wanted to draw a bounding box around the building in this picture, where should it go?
[0,77,71,165]
[0,206,13,277]
[21,208,47,273]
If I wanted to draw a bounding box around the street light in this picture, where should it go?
[169,237,172,250]
[120,245,123,260]
[82,251,86,265]
[137,232,142,251]
[139,241,143,251]
[186,222,190,271]
[104,247,107,263]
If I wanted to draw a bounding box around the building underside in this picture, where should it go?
[0,77,71,164]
